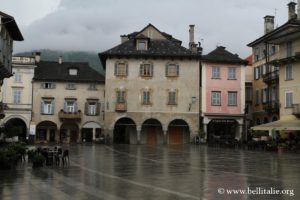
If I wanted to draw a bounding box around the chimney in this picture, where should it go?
[58,56,62,64]
[189,24,195,49]
[120,35,128,43]
[288,2,297,20]
[264,15,274,34]
[34,52,41,63]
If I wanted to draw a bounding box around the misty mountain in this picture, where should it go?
[14,49,105,75]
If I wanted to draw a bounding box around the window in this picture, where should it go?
[88,84,97,90]
[137,41,146,50]
[261,64,266,75]
[212,66,220,79]
[69,68,78,76]
[228,92,237,106]
[142,90,151,105]
[36,129,47,141]
[286,92,293,108]
[211,91,221,106]
[64,100,77,112]
[13,89,22,104]
[287,41,293,57]
[285,65,293,80]
[116,91,126,103]
[168,90,177,105]
[166,63,179,77]
[254,47,260,61]
[140,63,153,77]
[228,67,236,79]
[246,87,252,102]
[114,62,128,76]
[66,83,76,90]
[41,99,54,114]
[85,101,99,116]
[262,88,268,103]
[42,82,55,89]
[255,89,260,105]
[14,73,22,83]
[254,66,261,80]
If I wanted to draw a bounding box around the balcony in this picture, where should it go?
[115,102,127,112]
[262,70,279,84]
[263,100,280,114]
[292,104,300,118]
[58,110,82,121]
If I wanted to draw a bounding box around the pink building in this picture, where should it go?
[201,46,247,143]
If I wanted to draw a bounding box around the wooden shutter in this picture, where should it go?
[64,101,67,112]
[140,64,143,76]
[114,63,117,76]
[151,64,154,76]
[85,102,88,115]
[126,64,128,76]
[96,103,101,115]
[40,101,44,114]
[165,64,168,76]
[51,100,55,114]
[176,64,180,76]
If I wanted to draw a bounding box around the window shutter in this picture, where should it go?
[114,63,117,76]
[140,64,143,76]
[40,101,44,114]
[96,103,101,115]
[151,64,153,76]
[165,64,168,76]
[64,101,67,112]
[126,64,128,76]
[51,100,55,114]
[176,64,179,76]
[85,102,88,115]
[74,101,78,112]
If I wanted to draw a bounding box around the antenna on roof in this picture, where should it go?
[274,8,278,28]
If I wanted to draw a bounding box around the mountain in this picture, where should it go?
[14,49,105,75]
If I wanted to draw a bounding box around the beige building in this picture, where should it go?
[0,11,23,120]
[99,24,201,144]
[250,1,300,133]
[248,15,280,126]
[31,55,105,144]
[0,56,36,141]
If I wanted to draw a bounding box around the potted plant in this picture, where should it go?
[32,154,45,168]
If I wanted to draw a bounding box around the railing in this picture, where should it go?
[263,70,279,84]
[292,104,300,118]
[12,56,35,64]
[263,100,279,113]
[58,110,82,121]
[115,102,127,112]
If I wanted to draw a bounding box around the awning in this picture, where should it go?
[251,116,300,131]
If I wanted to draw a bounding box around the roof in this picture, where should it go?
[247,18,300,47]
[0,11,23,41]
[202,46,247,65]
[245,55,253,65]
[99,24,201,68]
[33,61,105,83]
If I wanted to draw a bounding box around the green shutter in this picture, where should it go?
[126,64,128,76]
[165,64,168,77]
[40,101,44,114]
[85,102,88,115]
[151,64,153,76]
[140,64,143,76]
[52,100,55,114]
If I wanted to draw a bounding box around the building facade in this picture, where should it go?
[31,56,105,144]
[99,24,201,144]
[201,46,247,142]
[248,15,280,126]
[0,56,36,141]
[0,11,23,120]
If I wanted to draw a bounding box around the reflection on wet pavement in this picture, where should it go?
[0,145,299,199]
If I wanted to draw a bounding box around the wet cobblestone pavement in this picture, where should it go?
[1,144,300,199]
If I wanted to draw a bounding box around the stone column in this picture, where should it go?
[163,127,168,144]
[136,126,141,145]
[92,128,96,141]
[203,124,208,140]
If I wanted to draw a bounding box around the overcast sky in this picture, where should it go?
[1,0,293,58]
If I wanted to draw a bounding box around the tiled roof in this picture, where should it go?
[99,24,201,67]
[0,11,23,41]
[202,46,247,65]
[33,61,105,83]
[245,55,253,65]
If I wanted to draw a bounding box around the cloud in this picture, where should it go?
[14,0,288,58]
